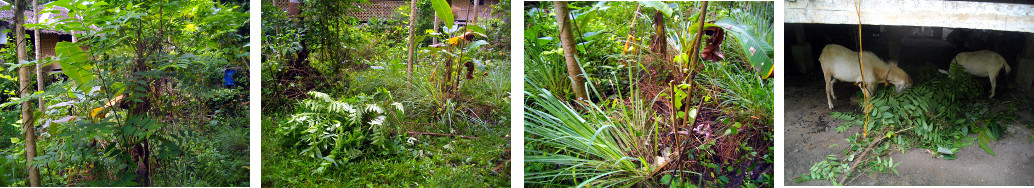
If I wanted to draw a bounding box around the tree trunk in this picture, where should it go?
[432,15,439,44]
[129,26,152,187]
[553,1,588,101]
[293,1,309,69]
[471,0,480,25]
[650,11,668,66]
[14,0,41,185]
[443,57,453,92]
[33,0,42,111]
[132,141,149,186]
[406,0,418,77]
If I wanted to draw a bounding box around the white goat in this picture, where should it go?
[820,44,912,109]
[950,50,1011,98]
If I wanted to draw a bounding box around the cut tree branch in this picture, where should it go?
[838,126,913,185]
[406,131,479,139]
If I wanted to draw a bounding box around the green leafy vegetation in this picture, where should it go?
[261,0,511,186]
[524,1,772,187]
[796,63,1020,185]
[276,91,404,174]
[1,0,249,186]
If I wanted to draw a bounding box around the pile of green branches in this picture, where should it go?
[797,63,1017,185]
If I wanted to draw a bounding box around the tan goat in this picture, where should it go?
[820,44,912,109]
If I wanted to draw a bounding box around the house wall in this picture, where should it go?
[37,33,76,74]
[450,0,499,23]
[40,33,59,57]
[269,0,292,13]
[352,0,408,21]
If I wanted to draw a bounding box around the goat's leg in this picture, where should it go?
[865,82,876,99]
[824,72,835,109]
[830,79,838,100]
[989,71,998,98]
[857,82,874,105]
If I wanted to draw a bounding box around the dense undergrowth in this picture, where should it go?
[261,48,512,187]
[524,2,773,187]
[795,63,1023,185]
[1,0,249,186]
[261,0,511,186]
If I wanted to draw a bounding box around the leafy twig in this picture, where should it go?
[838,126,913,185]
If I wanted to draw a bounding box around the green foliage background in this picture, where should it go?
[1,0,250,186]
[261,0,512,186]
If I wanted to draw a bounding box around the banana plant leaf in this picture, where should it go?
[714,17,774,79]
[637,1,672,17]
[430,0,454,29]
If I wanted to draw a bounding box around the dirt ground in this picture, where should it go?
[783,72,1034,186]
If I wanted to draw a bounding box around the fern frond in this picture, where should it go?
[280,90,404,173]
[391,102,405,115]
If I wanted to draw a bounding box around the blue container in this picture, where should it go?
[224,69,235,86]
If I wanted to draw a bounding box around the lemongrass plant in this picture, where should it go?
[524,80,658,187]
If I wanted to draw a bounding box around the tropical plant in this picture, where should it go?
[661,1,773,79]
[1,0,249,186]
[277,91,404,174]
[525,2,774,187]
[420,23,491,112]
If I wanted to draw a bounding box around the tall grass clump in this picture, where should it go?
[524,80,657,187]
[462,61,512,115]
[700,62,773,123]
[525,49,573,100]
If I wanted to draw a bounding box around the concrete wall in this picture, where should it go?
[785,0,1034,33]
